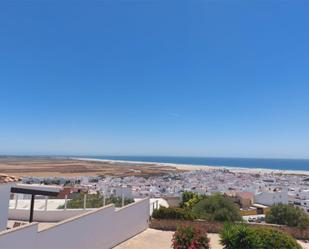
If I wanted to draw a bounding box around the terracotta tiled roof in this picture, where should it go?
[236,191,254,199]
[0,174,20,184]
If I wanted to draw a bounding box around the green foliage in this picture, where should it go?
[172,226,210,249]
[181,191,203,208]
[181,191,197,204]
[58,193,134,209]
[254,227,302,249]
[220,224,301,249]
[220,223,261,249]
[191,194,242,222]
[152,206,193,220]
[265,204,309,229]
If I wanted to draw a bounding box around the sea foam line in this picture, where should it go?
[71,157,309,176]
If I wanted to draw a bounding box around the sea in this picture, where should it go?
[87,156,309,172]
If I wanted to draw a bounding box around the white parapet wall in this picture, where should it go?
[0,198,150,249]
[0,223,38,249]
[9,209,91,222]
[0,183,16,231]
[8,197,168,222]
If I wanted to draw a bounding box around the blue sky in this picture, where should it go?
[0,1,308,158]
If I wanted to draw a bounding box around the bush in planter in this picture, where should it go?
[172,226,210,249]
[152,206,193,220]
[220,223,301,249]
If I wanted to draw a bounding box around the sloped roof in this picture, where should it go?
[0,174,20,184]
[236,191,254,199]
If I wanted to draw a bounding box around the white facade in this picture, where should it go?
[0,223,38,249]
[298,190,309,199]
[254,190,288,206]
[114,187,133,199]
[9,208,90,222]
[296,200,309,215]
[289,189,309,215]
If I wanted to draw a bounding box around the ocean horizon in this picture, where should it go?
[87,156,309,172]
[1,155,309,172]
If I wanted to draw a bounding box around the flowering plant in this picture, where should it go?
[172,225,210,249]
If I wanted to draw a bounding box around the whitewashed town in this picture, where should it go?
[19,168,309,217]
[2,160,309,249]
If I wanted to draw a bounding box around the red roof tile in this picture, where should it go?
[0,174,20,184]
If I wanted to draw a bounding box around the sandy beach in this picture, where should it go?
[174,164,309,176]
[0,157,179,177]
[0,157,308,177]
[75,157,309,176]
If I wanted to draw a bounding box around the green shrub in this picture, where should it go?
[220,223,261,249]
[254,227,302,249]
[152,206,193,220]
[265,204,309,229]
[181,191,198,205]
[220,223,301,249]
[181,191,204,209]
[172,226,210,249]
[191,194,242,222]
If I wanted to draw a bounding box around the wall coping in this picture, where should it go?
[115,198,149,213]
[0,222,38,236]
[38,204,114,232]
[38,198,149,232]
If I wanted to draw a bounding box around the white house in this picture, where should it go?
[289,188,309,215]
[254,189,288,206]
[114,186,133,199]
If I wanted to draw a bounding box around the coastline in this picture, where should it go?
[0,157,179,177]
[73,157,309,176]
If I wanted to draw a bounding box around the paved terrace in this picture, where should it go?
[114,229,309,249]
[114,229,223,249]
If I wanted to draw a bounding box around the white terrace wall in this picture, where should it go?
[9,209,91,222]
[36,205,116,249]
[108,200,150,248]
[0,199,149,249]
[36,198,149,249]
[0,183,15,231]
[0,223,38,249]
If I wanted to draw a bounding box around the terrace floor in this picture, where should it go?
[114,228,309,249]
[113,228,223,249]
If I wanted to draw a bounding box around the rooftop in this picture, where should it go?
[0,174,20,184]
[236,192,254,199]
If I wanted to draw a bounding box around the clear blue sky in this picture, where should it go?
[0,1,308,158]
